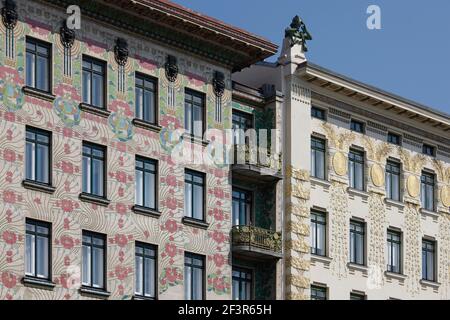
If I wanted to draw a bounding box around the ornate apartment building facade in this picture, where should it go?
[235,17,450,300]
[0,0,284,300]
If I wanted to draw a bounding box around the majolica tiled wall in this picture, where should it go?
[0,0,233,300]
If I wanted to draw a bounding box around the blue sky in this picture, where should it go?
[174,0,450,115]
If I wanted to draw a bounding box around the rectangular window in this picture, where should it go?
[350,120,365,133]
[25,219,51,280]
[311,106,326,120]
[422,144,435,157]
[421,172,435,211]
[135,157,157,210]
[184,252,204,300]
[422,240,436,282]
[26,37,51,92]
[232,267,252,300]
[311,137,326,180]
[82,56,106,108]
[82,143,106,198]
[350,292,366,300]
[311,285,327,300]
[311,210,326,256]
[349,149,365,191]
[135,73,157,124]
[25,127,51,185]
[185,89,205,138]
[349,220,365,265]
[232,188,252,226]
[135,242,156,299]
[232,110,253,146]
[184,170,205,221]
[82,231,106,289]
[385,161,401,201]
[387,132,401,146]
[387,230,402,274]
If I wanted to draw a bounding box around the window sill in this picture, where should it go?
[79,286,111,299]
[347,188,369,199]
[132,295,156,301]
[420,279,441,289]
[182,133,210,146]
[384,198,405,209]
[132,118,162,133]
[22,276,56,290]
[347,263,368,274]
[182,217,209,229]
[79,103,111,118]
[22,180,56,194]
[22,86,56,102]
[419,208,439,219]
[311,254,332,266]
[79,193,111,207]
[384,271,407,281]
[310,177,331,189]
[132,205,161,218]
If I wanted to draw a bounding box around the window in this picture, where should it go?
[349,149,365,191]
[387,230,402,274]
[232,188,252,226]
[26,37,51,92]
[184,253,204,300]
[82,231,106,289]
[311,210,326,256]
[310,285,327,300]
[82,143,106,198]
[82,56,106,108]
[135,157,157,210]
[387,132,401,146]
[135,73,157,124]
[25,219,51,280]
[421,171,435,211]
[135,242,157,299]
[311,106,326,120]
[349,220,365,265]
[422,240,436,282]
[25,127,51,185]
[232,267,252,300]
[350,292,366,300]
[185,89,205,138]
[311,137,326,180]
[422,144,435,157]
[350,120,365,133]
[184,170,205,221]
[385,161,401,201]
[232,111,253,145]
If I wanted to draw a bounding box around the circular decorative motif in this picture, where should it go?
[441,186,450,207]
[370,164,385,187]
[0,70,24,112]
[54,97,80,127]
[332,152,347,176]
[406,175,420,198]
[108,112,133,142]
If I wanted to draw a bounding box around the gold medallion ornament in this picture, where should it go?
[441,186,450,207]
[332,152,347,176]
[406,175,420,198]
[370,164,385,187]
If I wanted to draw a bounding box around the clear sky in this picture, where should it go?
[173,0,450,116]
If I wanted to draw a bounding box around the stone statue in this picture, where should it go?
[284,15,312,52]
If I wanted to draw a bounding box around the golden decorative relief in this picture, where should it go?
[441,186,450,207]
[286,165,310,181]
[332,152,347,176]
[370,164,385,187]
[321,123,355,150]
[406,175,420,198]
[286,275,310,289]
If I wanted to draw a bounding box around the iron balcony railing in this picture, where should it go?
[231,225,282,255]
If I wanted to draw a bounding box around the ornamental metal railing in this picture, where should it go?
[233,144,282,172]
[231,225,282,254]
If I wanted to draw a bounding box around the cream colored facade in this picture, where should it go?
[234,32,450,300]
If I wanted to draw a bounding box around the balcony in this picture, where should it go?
[231,145,282,182]
[231,225,282,259]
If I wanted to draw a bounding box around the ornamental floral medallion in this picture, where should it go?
[406,175,420,198]
[332,152,347,176]
[0,67,24,112]
[441,186,450,207]
[53,84,81,127]
[370,164,385,187]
